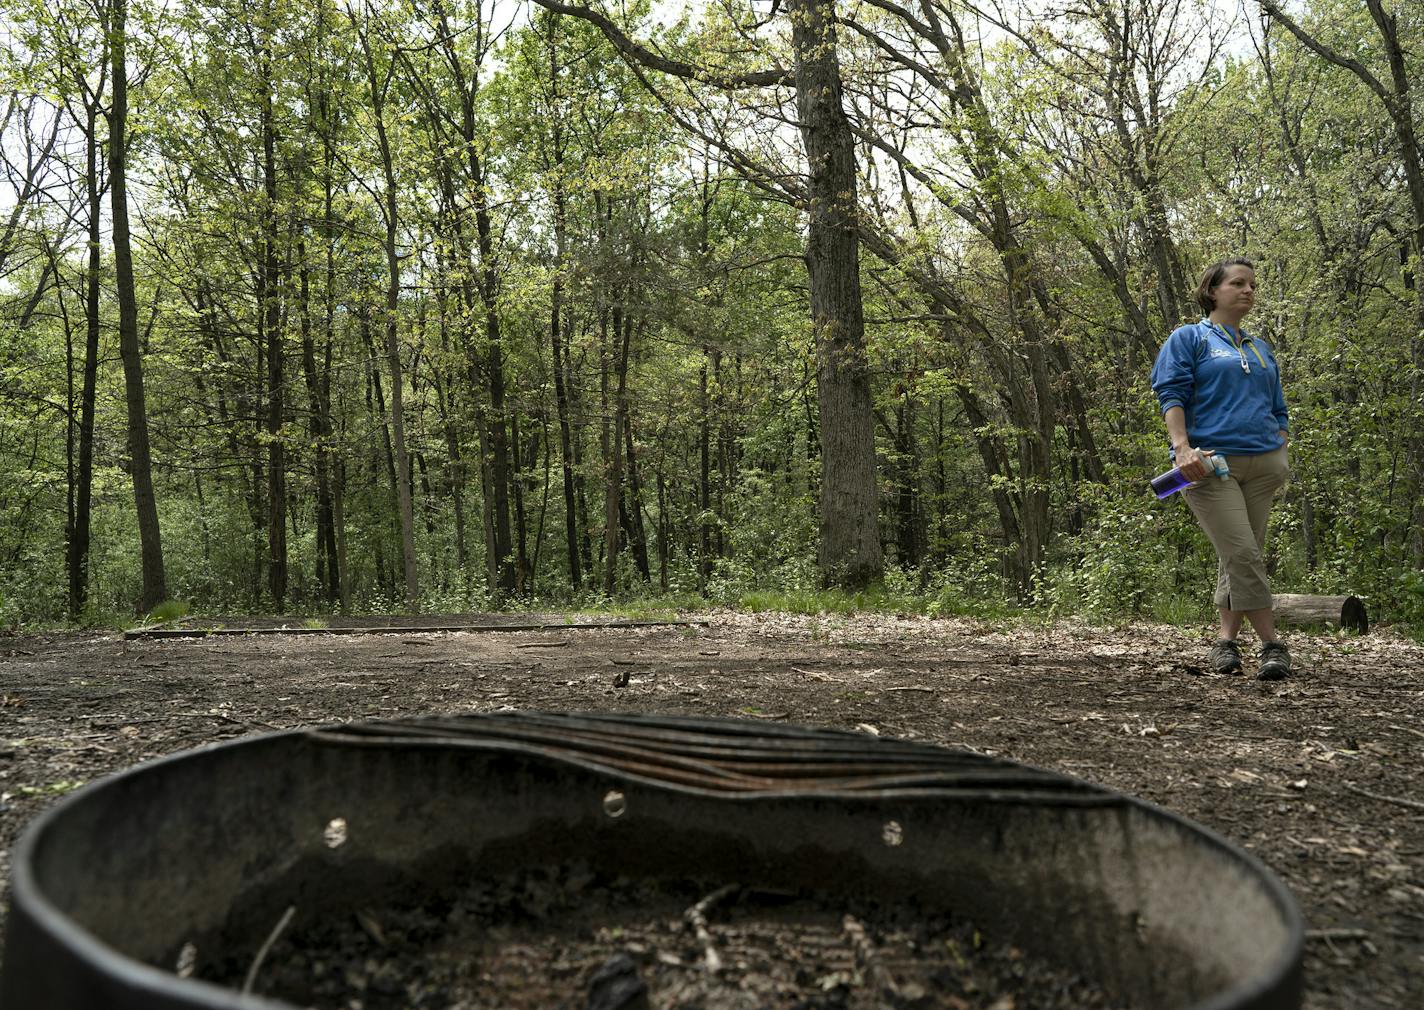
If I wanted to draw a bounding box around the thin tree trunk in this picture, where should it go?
[550,201,581,589]
[317,63,345,607]
[260,45,286,610]
[351,13,419,610]
[109,0,166,612]
[656,469,669,591]
[298,242,337,604]
[623,394,651,582]
[66,103,103,618]
[602,305,631,596]
[511,412,532,593]
[698,349,712,592]
[431,280,468,575]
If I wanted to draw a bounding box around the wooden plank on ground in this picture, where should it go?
[123,619,707,641]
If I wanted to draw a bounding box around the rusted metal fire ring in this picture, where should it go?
[1,712,1303,1009]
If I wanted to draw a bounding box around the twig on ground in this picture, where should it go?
[684,884,738,972]
[843,913,899,1000]
[177,712,282,732]
[1306,928,1369,941]
[241,905,296,996]
[883,686,934,693]
[514,640,569,649]
[1343,783,1424,813]
[1387,724,1424,741]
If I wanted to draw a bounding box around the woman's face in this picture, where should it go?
[1211,264,1256,317]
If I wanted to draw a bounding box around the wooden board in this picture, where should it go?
[123,619,707,641]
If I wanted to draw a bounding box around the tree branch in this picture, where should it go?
[1256,0,1391,104]
[528,1,792,88]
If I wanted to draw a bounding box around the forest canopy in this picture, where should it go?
[1,0,1422,630]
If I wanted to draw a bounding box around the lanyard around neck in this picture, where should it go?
[1208,320,1266,373]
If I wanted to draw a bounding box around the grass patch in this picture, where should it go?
[146,599,191,623]
[567,593,705,622]
[739,585,1024,622]
[739,587,924,616]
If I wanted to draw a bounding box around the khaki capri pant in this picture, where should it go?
[1182,446,1290,613]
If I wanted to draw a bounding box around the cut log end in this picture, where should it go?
[1272,593,1368,635]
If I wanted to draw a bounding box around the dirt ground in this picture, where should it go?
[0,610,1420,1009]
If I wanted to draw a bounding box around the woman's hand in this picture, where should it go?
[1173,443,1215,481]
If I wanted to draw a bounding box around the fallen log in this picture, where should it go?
[1272,593,1368,634]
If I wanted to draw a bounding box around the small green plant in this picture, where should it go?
[16,780,85,797]
[146,600,191,623]
[302,617,328,630]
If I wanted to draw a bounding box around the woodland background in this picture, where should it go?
[1,0,1422,631]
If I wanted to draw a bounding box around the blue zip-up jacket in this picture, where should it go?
[1150,320,1289,457]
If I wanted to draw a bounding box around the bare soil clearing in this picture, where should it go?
[0,611,1420,1009]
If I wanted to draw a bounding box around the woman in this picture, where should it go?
[1150,258,1292,679]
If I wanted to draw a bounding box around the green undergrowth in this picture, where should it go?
[13,581,1418,640]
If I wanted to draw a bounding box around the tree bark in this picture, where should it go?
[790,0,883,589]
[351,12,419,610]
[297,241,338,604]
[66,97,104,618]
[1272,594,1368,635]
[601,302,622,595]
[260,43,286,610]
[621,322,651,583]
[109,0,166,612]
[698,349,712,592]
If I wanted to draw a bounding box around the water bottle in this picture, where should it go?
[1151,453,1229,499]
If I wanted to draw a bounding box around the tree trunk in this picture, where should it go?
[698,349,712,592]
[109,0,166,612]
[260,48,286,610]
[431,280,468,576]
[318,76,345,607]
[568,315,595,579]
[66,103,103,618]
[511,412,532,593]
[352,13,419,611]
[601,305,622,595]
[789,0,883,590]
[472,169,515,596]
[297,242,338,605]
[893,391,921,568]
[621,326,651,583]
[551,270,581,590]
[656,469,669,591]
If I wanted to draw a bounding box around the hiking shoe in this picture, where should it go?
[1258,641,1291,681]
[1208,639,1244,675]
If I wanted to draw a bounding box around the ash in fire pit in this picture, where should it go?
[199,860,1126,1010]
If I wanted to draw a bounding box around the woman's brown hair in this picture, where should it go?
[1195,258,1255,314]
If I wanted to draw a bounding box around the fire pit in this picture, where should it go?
[0,713,1302,1009]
